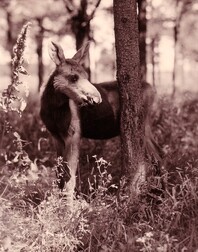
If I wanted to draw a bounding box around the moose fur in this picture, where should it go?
[40,41,160,199]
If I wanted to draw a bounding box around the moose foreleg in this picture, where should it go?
[63,129,80,202]
[63,100,81,204]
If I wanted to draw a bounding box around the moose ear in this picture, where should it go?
[48,41,65,65]
[72,41,90,63]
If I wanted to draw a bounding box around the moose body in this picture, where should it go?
[40,42,157,200]
[41,72,121,137]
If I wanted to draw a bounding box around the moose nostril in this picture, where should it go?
[87,96,93,104]
[83,98,89,103]
[92,96,101,104]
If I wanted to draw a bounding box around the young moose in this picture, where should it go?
[40,42,160,199]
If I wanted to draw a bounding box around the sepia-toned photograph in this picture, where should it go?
[0,0,198,251]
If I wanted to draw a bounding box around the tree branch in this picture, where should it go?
[62,0,75,14]
[89,0,102,21]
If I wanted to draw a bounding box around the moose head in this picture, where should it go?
[48,41,102,107]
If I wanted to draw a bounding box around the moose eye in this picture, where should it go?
[68,74,79,83]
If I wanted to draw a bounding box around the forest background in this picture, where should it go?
[0,0,198,251]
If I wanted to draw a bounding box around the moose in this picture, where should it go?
[40,41,160,200]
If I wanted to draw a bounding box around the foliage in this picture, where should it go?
[152,95,198,173]
[2,22,29,110]
[1,152,198,251]
[0,188,90,252]
[1,88,198,251]
[0,22,30,156]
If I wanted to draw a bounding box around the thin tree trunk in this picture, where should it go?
[172,24,177,98]
[66,0,102,81]
[114,0,146,196]
[151,38,155,88]
[36,18,44,91]
[172,0,183,98]
[71,0,91,80]
[138,0,147,82]
[156,39,160,89]
[6,11,14,76]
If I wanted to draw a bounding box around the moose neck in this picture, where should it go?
[45,72,71,107]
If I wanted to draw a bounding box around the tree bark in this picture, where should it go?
[114,0,146,195]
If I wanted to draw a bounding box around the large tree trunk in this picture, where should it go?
[114,0,146,196]
[138,0,147,82]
